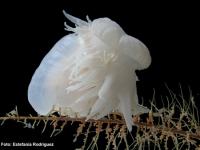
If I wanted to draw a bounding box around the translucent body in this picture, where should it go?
[28,12,151,131]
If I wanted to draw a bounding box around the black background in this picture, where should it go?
[0,0,199,149]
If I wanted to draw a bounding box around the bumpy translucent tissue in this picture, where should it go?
[28,12,151,131]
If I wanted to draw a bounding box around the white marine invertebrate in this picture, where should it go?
[28,11,151,131]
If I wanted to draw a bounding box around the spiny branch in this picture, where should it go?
[0,115,199,140]
[0,116,124,124]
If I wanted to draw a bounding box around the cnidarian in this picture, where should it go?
[28,11,151,131]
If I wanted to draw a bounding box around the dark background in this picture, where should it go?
[0,0,199,149]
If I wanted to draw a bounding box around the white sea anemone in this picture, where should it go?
[28,11,151,131]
